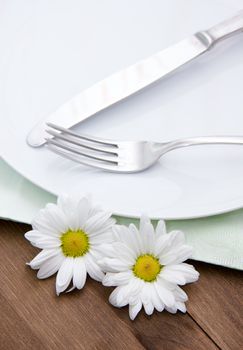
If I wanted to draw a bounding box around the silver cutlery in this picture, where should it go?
[46,123,243,173]
[27,10,243,148]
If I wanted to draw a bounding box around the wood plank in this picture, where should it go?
[0,223,144,350]
[0,221,220,349]
[0,293,44,350]
[185,261,243,350]
[89,278,217,350]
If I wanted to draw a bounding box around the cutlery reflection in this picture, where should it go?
[46,123,243,173]
[27,10,243,148]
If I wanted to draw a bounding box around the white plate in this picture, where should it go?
[1,0,243,220]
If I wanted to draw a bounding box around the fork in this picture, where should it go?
[45,123,243,173]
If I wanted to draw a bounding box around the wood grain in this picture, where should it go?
[0,220,242,350]
[186,262,243,350]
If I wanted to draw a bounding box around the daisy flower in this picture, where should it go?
[25,194,115,295]
[100,216,199,320]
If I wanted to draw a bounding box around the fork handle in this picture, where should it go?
[204,10,243,46]
[157,136,243,156]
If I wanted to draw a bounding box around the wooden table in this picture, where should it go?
[0,220,242,350]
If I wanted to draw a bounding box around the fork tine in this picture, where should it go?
[46,122,118,147]
[47,144,119,172]
[46,138,118,164]
[46,128,118,155]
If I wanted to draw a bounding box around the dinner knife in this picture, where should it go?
[27,10,243,147]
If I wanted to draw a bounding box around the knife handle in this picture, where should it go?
[206,10,243,46]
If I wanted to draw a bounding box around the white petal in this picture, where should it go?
[127,229,143,256]
[109,278,141,307]
[167,230,186,249]
[159,244,193,266]
[174,286,188,302]
[89,232,113,246]
[67,214,79,231]
[65,285,76,293]
[75,197,90,227]
[150,285,165,312]
[110,242,135,265]
[57,194,79,216]
[85,254,104,282]
[32,210,60,236]
[37,253,65,279]
[140,283,150,304]
[144,301,154,316]
[99,257,130,272]
[25,230,60,249]
[25,230,47,242]
[57,195,91,230]
[25,230,46,241]
[87,218,115,237]
[112,225,136,255]
[109,285,130,307]
[87,200,101,217]
[38,204,68,234]
[155,231,183,257]
[33,240,60,250]
[128,278,144,300]
[56,257,74,295]
[154,234,172,256]
[162,263,199,285]
[32,222,59,237]
[73,257,87,290]
[93,243,117,258]
[32,238,60,250]
[127,224,143,255]
[141,284,154,315]
[160,267,187,285]
[140,220,155,254]
[159,252,177,265]
[154,281,175,308]
[157,276,176,290]
[139,215,151,231]
[89,247,109,263]
[112,224,128,241]
[58,194,114,233]
[155,220,166,237]
[176,301,187,313]
[165,305,177,314]
[164,286,188,314]
[65,197,91,231]
[84,211,113,234]
[102,271,133,287]
[129,300,142,320]
[27,248,61,269]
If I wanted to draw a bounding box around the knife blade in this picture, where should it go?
[27,10,243,147]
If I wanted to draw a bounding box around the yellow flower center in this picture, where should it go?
[61,229,89,257]
[133,254,162,282]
